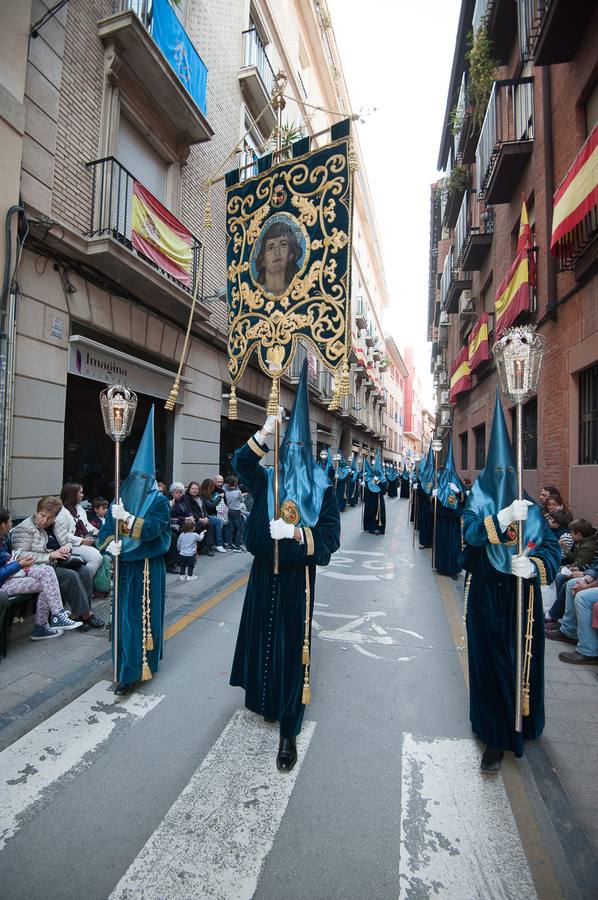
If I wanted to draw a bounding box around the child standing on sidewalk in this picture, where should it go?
[176,520,204,581]
[223,476,247,552]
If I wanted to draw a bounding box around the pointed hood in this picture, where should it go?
[466,389,545,574]
[267,359,329,527]
[374,449,387,485]
[419,443,435,494]
[119,406,160,552]
[336,449,350,481]
[349,453,358,482]
[437,438,465,509]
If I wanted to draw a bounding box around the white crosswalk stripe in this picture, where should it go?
[110,709,315,900]
[0,681,163,852]
[399,733,537,899]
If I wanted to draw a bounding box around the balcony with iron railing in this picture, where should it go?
[84,157,207,319]
[440,246,472,314]
[475,78,534,205]
[455,190,494,270]
[99,1,212,145]
[442,144,470,230]
[354,295,368,330]
[522,0,596,66]
[472,0,516,64]
[239,28,277,138]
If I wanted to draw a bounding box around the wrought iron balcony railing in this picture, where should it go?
[475,78,534,204]
[242,27,275,98]
[455,190,494,270]
[85,157,202,297]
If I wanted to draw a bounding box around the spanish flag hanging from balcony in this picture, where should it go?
[494,200,534,338]
[550,122,598,262]
[131,182,194,288]
[449,344,472,403]
[468,312,490,372]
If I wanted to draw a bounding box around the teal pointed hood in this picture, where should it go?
[336,449,350,481]
[437,438,465,509]
[465,389,545,574]
[419,444,435,494]
[364,457,380,493]
[349,453,358,483]
[375,449,387,485]
[119,406,160,552]
[267,359,329,527]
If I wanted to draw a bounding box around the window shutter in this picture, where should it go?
[116,116,167,202]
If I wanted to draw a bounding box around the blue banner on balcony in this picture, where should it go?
[151,0,207,115]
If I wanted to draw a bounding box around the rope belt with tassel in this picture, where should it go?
[302,566,311,705]
[141,558,154,682]
[522,584,535,717]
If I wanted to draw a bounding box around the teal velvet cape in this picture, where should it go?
[230,439,340,738]
[363,482,386,534]
[462,509,560,756]
[98,494,171,684]
[335,472,350,512]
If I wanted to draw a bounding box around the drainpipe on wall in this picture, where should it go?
[541,66,558,320]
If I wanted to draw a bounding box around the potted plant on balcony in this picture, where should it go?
[466,26,498,130]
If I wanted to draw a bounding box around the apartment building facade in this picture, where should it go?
[382,336,407,465]
[402,346,424,457]
[429,0,598,518]
[0,0,389,516]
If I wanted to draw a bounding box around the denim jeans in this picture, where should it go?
[227,509,244,549]
[208,516,224,546]
[560,582,598,657]
[549,572,569,619]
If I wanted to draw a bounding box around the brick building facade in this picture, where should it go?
[429,0,598,521]
[1,0,390,515]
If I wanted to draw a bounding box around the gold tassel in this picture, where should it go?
[267,377,280,416]
[340,355,350,397]
[228,383,238,420]
[348,135,358,174]
[141,558,153,679]
[204,180,213,230]
[328,380,341,411]
[141,660,153,682]
[460,573,472,649]
[164,377,180,412]
[302,682,311,705]
[146,633,154,652]
[522,585,535,717]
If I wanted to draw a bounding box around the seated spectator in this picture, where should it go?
[171,482,214,557]
[546,521,598,623]
[539,485,560,516]
[0,508,82,641]
[224,475,246,552]
[545,492,573,522]
[176,519,204,581]
[546,570,598,665]
[87,497,108,531]
[11,496,104,630]
[157,482,168,495]
[199,479,227,553]
[58,483,102,578]
[547,508,573,541]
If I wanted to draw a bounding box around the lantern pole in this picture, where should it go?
[100,385,137,683]
[492,326,545,732]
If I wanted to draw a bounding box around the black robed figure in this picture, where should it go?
[416,445,434,548]
[433,439,465,579]
[230,361,340,771]
[362,451,386,535]
[463,392,560,770]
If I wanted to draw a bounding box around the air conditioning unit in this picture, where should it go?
[459,291,476,315]
[439,311,449,325]
[441,408,452,427]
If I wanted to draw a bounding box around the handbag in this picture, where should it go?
[216,498,228,524]
[93,555,112,593]
[56,556,84,571]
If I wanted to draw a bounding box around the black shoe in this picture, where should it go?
[480,747,504,772]
[264,716,277,724]
[114,682,135,696]
[86,614,105,629]
[76,618,91,632]
[276,737,297,771]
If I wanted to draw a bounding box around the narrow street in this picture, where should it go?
[1,497,594,900]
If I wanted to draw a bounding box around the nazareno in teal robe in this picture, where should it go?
[433,493,465,576]
[416,483,432,547]
[98,494,171,684]
[363,482,386,534]
[462,509,560,757]
[230,438,341,739]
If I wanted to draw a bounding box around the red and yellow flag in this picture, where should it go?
[468,312,490,371]
[494,200,534,338]
[450,344,472,403]
[550,122,598,260]
[131,182,194,287]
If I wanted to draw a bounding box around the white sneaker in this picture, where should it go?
[179,575,186,581]
[214,546,227,553]
[187,574,198,580]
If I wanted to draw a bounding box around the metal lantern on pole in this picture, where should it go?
[492,326,545,732]
[99,385,137,682]
[431,438,444,570]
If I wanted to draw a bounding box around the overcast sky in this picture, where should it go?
[327,0,461,404]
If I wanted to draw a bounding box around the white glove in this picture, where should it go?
[497,499,533,530]
[111,499,131,522]
[511,555,535,579]
[261,407,284,436]
[269,518,295,540]
[449,482,459,492]
[432,488,438,498]
[106,539,121,556]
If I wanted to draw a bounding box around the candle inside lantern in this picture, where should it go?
[513,357,525,390]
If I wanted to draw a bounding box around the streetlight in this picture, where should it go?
[492,326,545,732]
[99,385,137,683]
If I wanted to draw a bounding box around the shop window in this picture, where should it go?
[460,431,468,470]
[474,423,485,470]
[579,363,598,465]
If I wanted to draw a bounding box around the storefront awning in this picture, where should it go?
[69,335,190,404]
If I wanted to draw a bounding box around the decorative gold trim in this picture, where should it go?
[530,556,547,586]
[248,436,266,458]
[131,517,144,541]
[304,527,315,556]
[484,515,502,545]
[98,534,113,552]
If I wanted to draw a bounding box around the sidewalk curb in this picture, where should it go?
[0,564,250,747]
